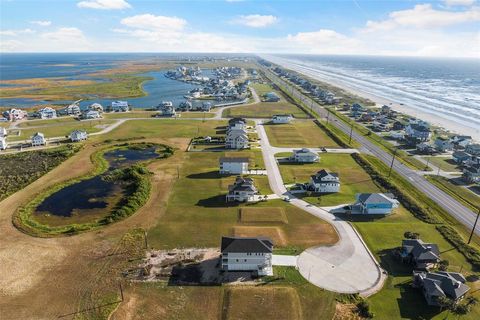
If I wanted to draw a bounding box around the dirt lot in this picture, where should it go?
[0,137,188,319]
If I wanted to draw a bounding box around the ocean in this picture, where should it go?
[263,54,480,136]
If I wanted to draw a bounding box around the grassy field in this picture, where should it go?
[426,175,479,212]
[16,117,79,127]
[223,102,309,119]
[425,156,461,172]
[279,153,379,206]
[264,121,340,148]
[146,150,338,251]
[8,119,115,141]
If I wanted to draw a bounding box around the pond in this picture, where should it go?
[32,145,161,224]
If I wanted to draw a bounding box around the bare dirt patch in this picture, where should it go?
[232,226,287,246]
[333,303,364,320]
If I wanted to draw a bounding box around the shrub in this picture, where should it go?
[404,231,420,239]
[438,260,449,271]
[436,225,480,269]
[356,299,374,318]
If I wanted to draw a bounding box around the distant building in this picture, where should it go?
[392,121,406,131]
[81,110,101,119]
[405,123,431,142]
[109,101,129,112]
[381,105,391,114]
[227,118,247,132]
[309,169,340,193]
[290,148,319,163]
[37,107,57,119]
[88,103,104,113]
[219,157,249,175]
[463,164,480,184]
[62,103,81,116]
[352,193,399,215]
[31,132,46,147]
[400,239,440,270]
[226,176,258,202]
[225,129,249,149]
[0,137,7,150]
[220,236,273,276]
[466,144,480,156]
[3,108,27,121]
[434,137,453,152]
[413,271,469,306]
[450,135,472,149]
[201,102,212,112]
[264,92,280,102]
[271,114,293,124]
[0,127,7,138]
[452,151,470,164]
[416,142,435,154]
[70,130,88,142]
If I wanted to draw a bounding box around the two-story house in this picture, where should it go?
[226,176,258,202]
[401,239,441,270]
[70,130,88,142]
[309,169,340,193]
[413,271,469,307]
[290,148,319,163]
[31,132,46,147]
[221,236,273,276]
[352,193,399,215]
[219,157,249,175]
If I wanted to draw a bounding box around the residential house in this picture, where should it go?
[63,102,81,116]
[452,151,470,164]
[416,142,435,154]
[109,101,129,112]
[88,103,104,113]
[381,105,391,114]
[70,130,88,142]
[405,123,431,142]
[219,157,249,175]
[225,129,249,149]
[0,137,7,150]
[309,169,340,193]
[290,148,319,163]
[450,135,472,148]
[434,137,453,152]
[352,193,399,215]
[466,144,480,156]
[201,102,212,112]
[37,107,57,119]
[0,127,7,137]
[81,110,101,120]
[390,131,405,140]
[3,108,27,121]
[351,103,364,113]
[413,271,469,306]
[264,92,280,102]
[158,102,176,117]
[392,121,406,131]
[220,236,273,276]
[401,239,441,270]
[226,176,258,202]
[228,118,247,132]
[271,114,293,124]
[31,132,46,146]
[463,164,480,184]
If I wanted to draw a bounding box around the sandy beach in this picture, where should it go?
[268,58,480,141]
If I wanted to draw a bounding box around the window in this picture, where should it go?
[236,259,239,262]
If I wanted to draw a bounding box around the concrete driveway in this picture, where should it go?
[256,120,386,296]
[272,254,298,266]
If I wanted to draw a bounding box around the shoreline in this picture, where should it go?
[268,58,480,141]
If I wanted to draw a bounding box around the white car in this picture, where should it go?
[0,118,8,122]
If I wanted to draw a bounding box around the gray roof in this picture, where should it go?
[402,239,440,262]
[311,169,338,183]
[417,271,470,300]
[221,236,273,253]
[356,193,395,204]
[228,177,257,193]
[220,157,249,163]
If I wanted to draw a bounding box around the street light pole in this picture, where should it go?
[467,207,480,244]
[348,121,354,145]
[388,147,398,178]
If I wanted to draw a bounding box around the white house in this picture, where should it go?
[219,157,249,174]
[88,103,104,113]
[201,102,212,112]
[0,127,7,137]
[3,108,27,121]
[290,148,319,163]
[221,236,273,276]
[227,118,247,132]
[271,114,293,124]
[109,101,129,112]
[463,164,480,184]
[82,110,101,119]
[0,137,7,150]
[309,169,340,193]
[31,132,46,147]
[352,193,399,215]
[226,176,258,202]
[159,104,176,117]
[37,107,57,119]
[64,103,81,116]
[225,129,249,149]
[70,130,88,142]
[405,123,431,142]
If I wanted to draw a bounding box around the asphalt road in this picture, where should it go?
[262,66,480,235]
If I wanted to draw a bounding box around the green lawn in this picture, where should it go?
[16,117,79,127]
[279,153,380,206]
[223,102,309,119]
[8,119,115,141]
[147,151,338,251]
[425,156,461,172]
[426,175,479,212]
[264,121,340,148]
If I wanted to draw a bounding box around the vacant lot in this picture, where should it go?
[240,207,288,223]
[279,153,379,206]
[265,121,339,148]
[147,151,338,251]
[224,287,302,320]
[224,102,309,119]
[426,175,479,212]
[16,117,79,127]
[425,155,461,172]
[233,226,287,246]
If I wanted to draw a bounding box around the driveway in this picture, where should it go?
[272,254,298,266]
[256,120,386,296]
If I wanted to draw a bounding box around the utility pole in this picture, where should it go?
[348,121,354,144]
[144,230,148,249]
[326,109,330,125]
[467,207,480,244]
[119,282,124,301]
[388,147,398,178]
[425,156,431,171]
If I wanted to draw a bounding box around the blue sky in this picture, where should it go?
[1,0,479,57]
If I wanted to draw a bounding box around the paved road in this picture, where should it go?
[261,66,480,235]
[256,120,386,296]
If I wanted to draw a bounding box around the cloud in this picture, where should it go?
[363,4,480,31]
[285,29,363,54]
[30,20,52,26]
[120,14,186,31]
[77,0,131,10]
[0,28,35,36]
[231,14,278,27]
[40,27,91,51]
[444,0,476,6]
